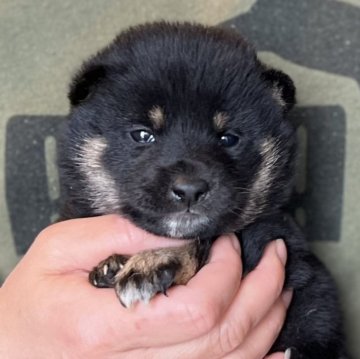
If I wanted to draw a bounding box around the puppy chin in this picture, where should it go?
[162,212,211,238]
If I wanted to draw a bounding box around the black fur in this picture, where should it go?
[59,22,348,358]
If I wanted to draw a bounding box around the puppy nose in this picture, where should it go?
[171,177,209,205]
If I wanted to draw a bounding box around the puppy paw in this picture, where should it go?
[89,254,129,288]
[113,244,198,307]
[115,261,180,307]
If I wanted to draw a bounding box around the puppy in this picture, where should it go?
[59,22,348,358]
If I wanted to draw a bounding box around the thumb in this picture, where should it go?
[30,215,187,271]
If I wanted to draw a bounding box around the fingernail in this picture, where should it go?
[284,348,292,359]
[281,290,293,308]
[275,238,287,266]
[231,235,241,253]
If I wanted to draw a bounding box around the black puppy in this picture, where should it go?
[59,22,348,358]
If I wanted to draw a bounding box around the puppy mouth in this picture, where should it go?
[162,211,210,238]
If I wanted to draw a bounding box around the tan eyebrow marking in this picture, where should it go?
[148,106,165,129]
[213,112,228,131]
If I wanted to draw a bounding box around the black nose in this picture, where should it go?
[171,177,209,205]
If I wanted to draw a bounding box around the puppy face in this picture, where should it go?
[60,22,296,239]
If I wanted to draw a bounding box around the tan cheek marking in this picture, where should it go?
[73,137,120,214]
[213,112,228,131]
[241,138,280,224]
[148,106,165,129]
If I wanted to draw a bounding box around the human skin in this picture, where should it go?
[0,215,290,358]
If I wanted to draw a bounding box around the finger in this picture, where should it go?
[141,234,242,342]
[140,291,291,359]
[224,291,291,359]
[63,234,242,351]
[208,239,287,355]
[31,215,187,270]
[265,353,286,359]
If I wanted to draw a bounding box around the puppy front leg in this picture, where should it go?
[89,240,212,308]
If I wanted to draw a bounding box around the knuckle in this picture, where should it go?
[272,300,287,333]
[273,274,285,300]
[106,214,125,230]
[185,298,219,335]
[216,315,250,354]
[228,245,242,271]
[267,259,286,298]
[36,224,54,241]
[35,222,63,246]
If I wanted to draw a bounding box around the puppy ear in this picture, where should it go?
[262,68,296,113]
[68,64,107,106]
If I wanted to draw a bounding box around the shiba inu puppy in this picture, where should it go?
[59,22,348,358]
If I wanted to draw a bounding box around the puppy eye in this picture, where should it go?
[130,130,156,144]
[219,133,239,147]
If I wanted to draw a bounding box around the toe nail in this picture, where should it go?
[103,264,108,276]
[118,297,127,308]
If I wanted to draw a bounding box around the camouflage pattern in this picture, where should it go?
[1,0,359,356]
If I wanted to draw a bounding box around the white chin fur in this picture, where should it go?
[164,213,209,238]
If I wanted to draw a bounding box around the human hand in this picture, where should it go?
[0,215,291,358]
